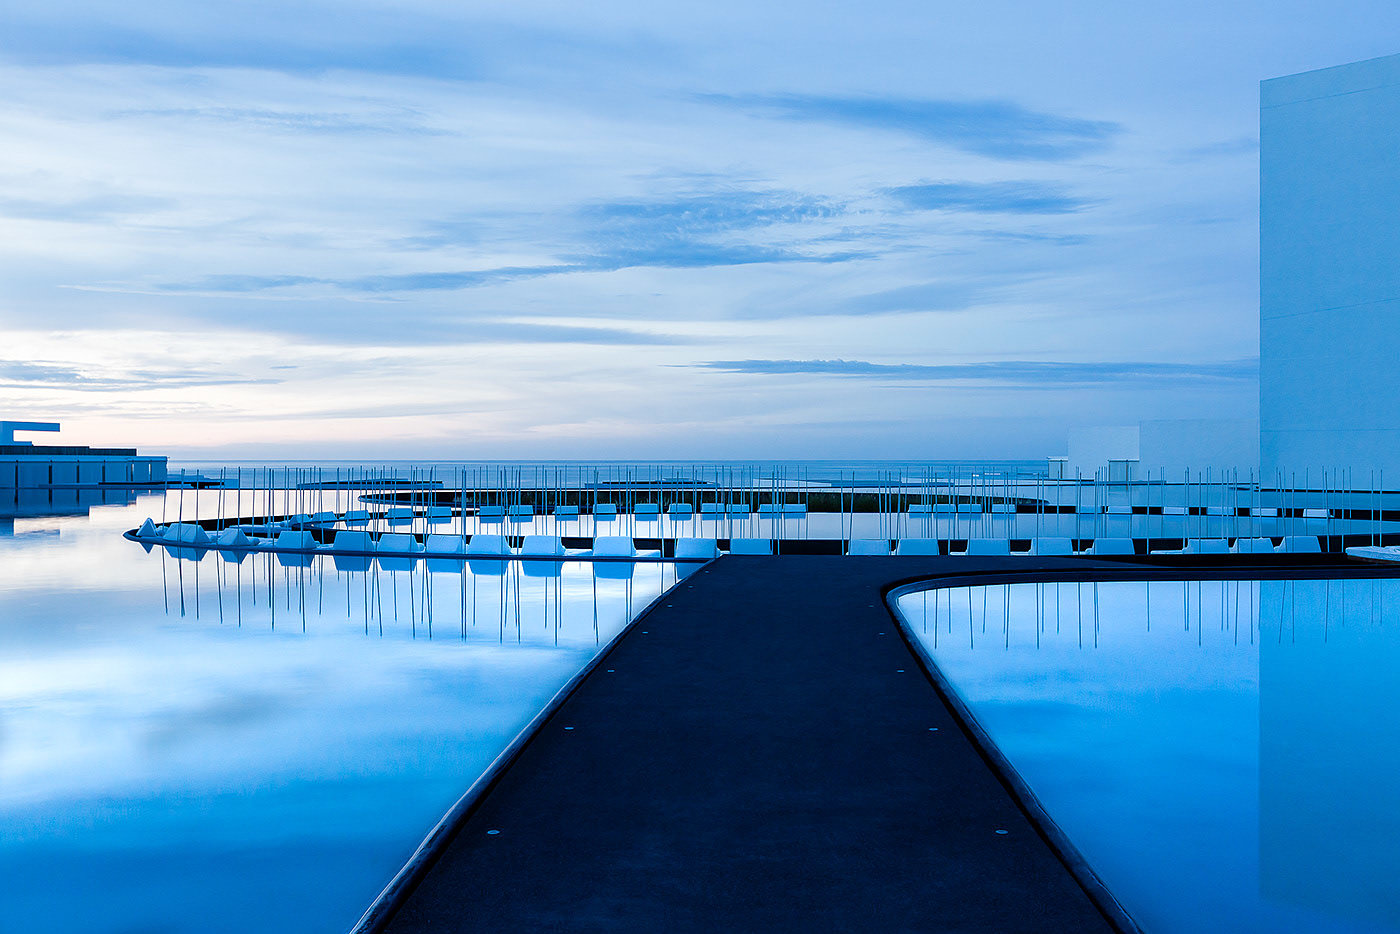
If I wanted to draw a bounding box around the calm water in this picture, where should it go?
[0,496,676,933]
[897,577,1400,933]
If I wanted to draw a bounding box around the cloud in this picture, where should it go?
[0,194,170,223]
[578,190,840,235]
[705,94,1120,160]
[154,274,324,293]
[1177,136,1259,161]
[450,322,697,345]
[112,106,446,136]
[152,190,863,295]
[834,282,981,315]
[886,181,1092,214]
[687,358,1258,386]
[1,18,483,79]
[0,360,280,391]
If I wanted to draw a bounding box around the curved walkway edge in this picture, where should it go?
[359,553,1392,933]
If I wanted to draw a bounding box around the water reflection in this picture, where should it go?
[155,545,666,648]
[0,500,676,934]
[896,577,1400,934]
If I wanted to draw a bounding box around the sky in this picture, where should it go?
[2,1,1398,460]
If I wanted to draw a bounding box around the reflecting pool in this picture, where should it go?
[0,496,676,933]
[896,576,1400,934]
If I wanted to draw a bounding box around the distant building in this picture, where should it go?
[1261,53,1400,478]
[0,420,167,496]
[1064,419,1259,480]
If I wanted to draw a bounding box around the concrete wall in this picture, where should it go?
[0,454,168,488]
[1138,418,1259,476]
[1261,54,1400,475]
[1066,426,1139,476]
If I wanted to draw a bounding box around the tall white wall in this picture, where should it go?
[1261,54,1400,476]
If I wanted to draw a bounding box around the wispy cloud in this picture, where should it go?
[834,282,980,315]
[578,190,840,235]
[706,94,1120,160]
[451,322,696,345]
[0,194,170,223]
[886,181,1092,214]
[2,21,483,79]
[688,358,1258,386]
[0,360,280,391]
[112,106,446,136]
[152,189,862,294]
[1177,136,1259,161]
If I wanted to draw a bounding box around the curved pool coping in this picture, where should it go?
[347,554,1398,934]
[882,559,1400,934]
[348,557,712,934]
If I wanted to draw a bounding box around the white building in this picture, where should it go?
[1261,53,1400,477]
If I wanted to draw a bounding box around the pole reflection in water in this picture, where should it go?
[156,547,674,651]
[896,576,1400,934]
[0,507,677,934]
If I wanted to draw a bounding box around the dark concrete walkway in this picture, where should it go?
[376,556,1129,933]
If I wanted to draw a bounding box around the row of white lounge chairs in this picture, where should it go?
[848,536,1323,555]
[137,521,1324,559]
